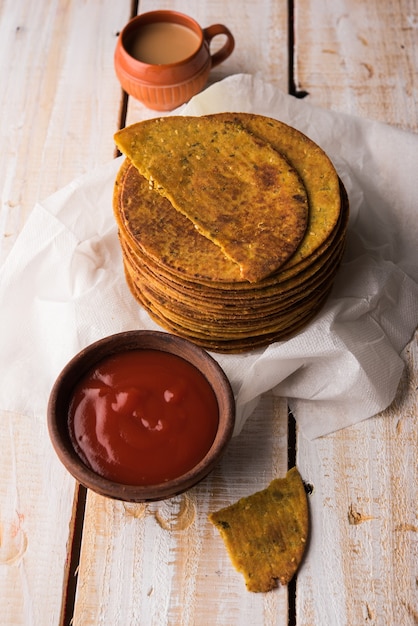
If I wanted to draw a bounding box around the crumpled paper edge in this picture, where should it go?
[1,74,417,440]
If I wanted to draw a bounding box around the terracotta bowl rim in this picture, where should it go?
[118,10,205,69]
[47,330,235,502]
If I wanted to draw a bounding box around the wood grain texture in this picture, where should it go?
[0,2,131,624]
[1,0,417,624]
[294,0,418,129]
[297,335,418,625]
[0,412,76,625]
[295,2,418,623]
[73,394,290,626]
[0,0,129,266]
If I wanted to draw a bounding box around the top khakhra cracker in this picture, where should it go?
[114,115,309,283]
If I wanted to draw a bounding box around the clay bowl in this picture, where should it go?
[48,330,235,502]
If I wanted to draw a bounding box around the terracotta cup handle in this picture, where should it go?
[203,24,235,68]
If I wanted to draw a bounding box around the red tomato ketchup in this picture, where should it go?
[68,350,219,485]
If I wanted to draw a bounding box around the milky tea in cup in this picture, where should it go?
[127,21,201,65]
[114,10,235,111]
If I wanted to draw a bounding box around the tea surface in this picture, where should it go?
[127,22,200,64]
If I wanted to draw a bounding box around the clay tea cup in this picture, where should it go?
[114,10,235,110]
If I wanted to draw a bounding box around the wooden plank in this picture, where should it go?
[293,0,418,130]
[125,0,289,124]
[296,337,418,624]
[73,394,290,626]
[0,411,76,625]
[0,0,131,266]
[0,2,131,624]
[72,3,292,623]
[294,1,418,623]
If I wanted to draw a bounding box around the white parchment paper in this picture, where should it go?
[1,74,417,439]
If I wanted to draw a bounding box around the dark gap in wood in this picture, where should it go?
[287,407,297,626]
[288,575,297,626]
[131,0,139,18]
[288,0,309,98]
[287,406,297,469]
[116,89,129,139]
[287,4,301,621]
[61,484,88,626]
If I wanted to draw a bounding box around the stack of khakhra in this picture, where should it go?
[113,113,348,353]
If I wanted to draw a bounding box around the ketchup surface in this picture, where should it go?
[69,349,219,485]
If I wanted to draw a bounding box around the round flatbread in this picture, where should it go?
[113,114,348,353]
[115,116,309,282]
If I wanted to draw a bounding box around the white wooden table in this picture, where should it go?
[0,1,417,624]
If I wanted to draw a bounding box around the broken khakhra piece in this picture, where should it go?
[208,466,309,592]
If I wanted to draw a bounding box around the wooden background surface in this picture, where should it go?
[0,1,417,624]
